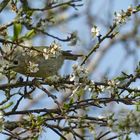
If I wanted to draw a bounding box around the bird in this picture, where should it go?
[1,43,82,78]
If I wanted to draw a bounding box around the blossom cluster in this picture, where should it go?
[22,42,61,73]
[69,63,122,97]
[27,61,39,73]
[114,6,135,25]
[124,111,140,134]
[22,48,38,57]
[111,110,140,134]
[70,64,88,84]
[90,6,136,38]
[91,25,100,38]
[43,42,61,60]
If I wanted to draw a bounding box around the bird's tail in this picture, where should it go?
[62,51,83,60]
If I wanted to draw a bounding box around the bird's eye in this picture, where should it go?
[13,60,19,65]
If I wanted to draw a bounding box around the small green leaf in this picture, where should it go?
[0,102,13,110]
[63,103,70,110]
[25,29,35,39]
[13,22,22,40]
[69,98,74,104]
[125,135,131,140]
[135,102,140,112]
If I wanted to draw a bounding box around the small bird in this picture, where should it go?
[1,43,82,78]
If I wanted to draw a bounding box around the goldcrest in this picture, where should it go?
[0,43,82,78]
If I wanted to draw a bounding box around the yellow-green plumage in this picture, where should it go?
[8,46,81,78]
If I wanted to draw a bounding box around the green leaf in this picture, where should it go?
[25,29,35,39]
[63,103,70,110]
[13,22,22,40]
[69,98,74,104]
[0,102,13,110]
[135,102,140,112]
[125,135,131,140]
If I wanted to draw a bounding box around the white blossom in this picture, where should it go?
[108,80,115,87]
[70,64,88,84]
[50,42,61,57]
[84,85,92,92]
[91,80,95,84]
[98,115,106,119]
[91,26,100,37]
[28,61,39,73]
[22,48,38,57]
[43,48,49,60]
[114,11,127,24]
[99,85,105,92]
[43,42,61,60]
